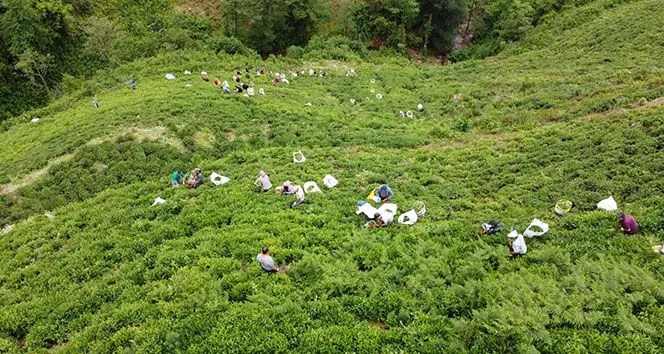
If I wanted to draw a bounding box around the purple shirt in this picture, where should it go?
[621,215,638,234]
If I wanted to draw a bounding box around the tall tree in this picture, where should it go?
[221,0,329,55]
[0,0,74,94]
[416,0,468,52]
[353,0,420,48]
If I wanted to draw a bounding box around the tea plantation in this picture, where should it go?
[1,0,664,352]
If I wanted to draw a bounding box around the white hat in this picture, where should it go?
[507,230,519,238]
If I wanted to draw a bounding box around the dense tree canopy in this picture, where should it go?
[220,0,329,55]
[0,0,614,120]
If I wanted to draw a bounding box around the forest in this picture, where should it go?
[2,0,604,120]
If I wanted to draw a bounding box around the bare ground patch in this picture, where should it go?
[0,154,74,196]
[581,96,664,121]
[88,126,186,152]
[0,126,184,196]
[193,130,216,148]
[370,321,389,330]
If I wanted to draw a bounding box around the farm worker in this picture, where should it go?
[222,86,231,94]
[375,184,393,202]
[235,85,243,93]
[507,230,527,257]
[187,168,204,189]
[277,181,304,208]
[222,80,229,88]
[171,170,185,187]
[369,212,389,228]
[93,100,99,108]
[214,79,220,87]
[255,170,272,192]
[257,247,278,273]
[291,185,305,208]
[201,75,209,82]
[480,220,501,235]
[618,212,638,234]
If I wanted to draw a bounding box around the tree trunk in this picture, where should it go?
[423,14,432,52]
[34,69,50,95]
[464,0,476,38]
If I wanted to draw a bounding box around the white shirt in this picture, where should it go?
[256,175,272,190]
[294,186,304,200]
[257,254,275,271]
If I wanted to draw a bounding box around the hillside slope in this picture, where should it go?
[1,0,664,352]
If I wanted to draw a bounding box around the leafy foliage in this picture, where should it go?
[0,0,663,352]
[452,0,620,60]
[416,0,468,52]
[354,0,421,49]
[220,0,330,55]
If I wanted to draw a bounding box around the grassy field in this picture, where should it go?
[1,0,664,352]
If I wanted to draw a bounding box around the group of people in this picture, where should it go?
[170,168,305,208]
[167,166,643,269]
[256,182,392,273]
[364,184,394,228]
[197,64,343,97]
[501,211,639,257]
[254,170,305,208]
[171,168,203,189]
[200,65,256,95]
[164,64,644,269]
[167,166,392,273]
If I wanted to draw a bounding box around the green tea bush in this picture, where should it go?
[0,1,663,352]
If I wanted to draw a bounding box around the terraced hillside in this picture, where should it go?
[1,0,664,352]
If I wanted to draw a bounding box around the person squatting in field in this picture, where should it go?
[374,184,393,202]
[618,212,638,234]
[187,168,204,189]
[171,170,185,187]
[255,170,272,192]
[276,181,304,208]
[508,230,527,257]
[367,212,390,228]
[257,247,278,273]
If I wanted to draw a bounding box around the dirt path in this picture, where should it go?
[0,154,74,196]
[0,125,185,197]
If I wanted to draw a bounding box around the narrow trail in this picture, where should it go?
[0,126,185,197]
